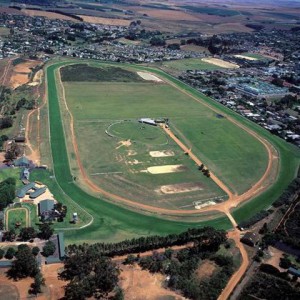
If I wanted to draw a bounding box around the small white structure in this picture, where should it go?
[138,118,157,126]
[72,212,78,223]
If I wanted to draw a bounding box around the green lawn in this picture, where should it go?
[163,58,223,71]
[6,208,28,232]
[241,53,270,61]
[64,76,268,195]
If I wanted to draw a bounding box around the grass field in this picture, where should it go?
[46,61,233,244]
[6,207,28,231]
[240,53,270,61]
[162,58,223,71]
[45,60,300,244]
[63,65,268,197]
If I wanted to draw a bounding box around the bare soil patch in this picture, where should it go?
[137,9,201,21]
[150,150,175,157]
[137,71,163,82]
[78,15,131,26]
[127,150,137,156]
[202,58,239,69]
[160,182,203,194]
[116,139,132,149]
[120,264,185,300]
[28,69,43,86]
[195,260,217,280]
[234,55,258,61]
[10,60,41,89]
[265,246,286,272]
[147,164,187,174]
[0,284,19,300]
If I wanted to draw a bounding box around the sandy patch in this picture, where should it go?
[127,150,137,156]
[28,69,43,86]
[195,260,217,280]
[202,57,239,69]
[10,60,41,89]
[120,264,185,300]
[234,55,258,61]
[137,72,163,82]
[265,246,286,272]
[147,164,186,174]
[116,140,132,149]
[78,15,131,26]
[127,159,141,165]
[160,182,203,194]
[22,9,77,21]
[149,150,174,157]
[10,73,29,89]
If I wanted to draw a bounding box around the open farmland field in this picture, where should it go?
[60,63,268,208]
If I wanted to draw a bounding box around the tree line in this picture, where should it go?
[66,227,227,258]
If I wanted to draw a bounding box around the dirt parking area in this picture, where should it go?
[147,165,187,174]
[150,150,175,157]
[137,72,163,82]
[160,182,203,194]
[202,57,239,69]
[120,264,185,300]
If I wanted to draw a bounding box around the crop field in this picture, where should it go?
[162,58,223,71]
[60,63,269,212]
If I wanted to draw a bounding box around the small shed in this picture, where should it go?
[13,156,30,167]
[240,232,259,247]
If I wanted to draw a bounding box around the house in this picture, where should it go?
[29,187,46,199]
[14,136,26,143]
[13,156,30,168]
[16,182,36,198]
[240,232,260,247]
[288,267,300,278]
[38,199,55,218]
[20,168,30,181]
[45,233,65,264]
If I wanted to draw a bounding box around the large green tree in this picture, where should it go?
[8,244,38,279]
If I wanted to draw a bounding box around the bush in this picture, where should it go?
[5,247,16,260]
[32,247,40,256]
[42,241,56,257]
[0,249,4,259]
[279,257,292,269]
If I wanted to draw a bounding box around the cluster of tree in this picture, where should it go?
[237,210,270,229]
[16,98,35,111]
[239,268,300,299]
[0,117,13,130]
[273,176,300,207]
[131,243,233,300]
[66,227,227,258]
[4,141,22,161]
[0,178,16,210]
[61,252,121,300]
[6,244,45,295]
[42,241,56,257]
[0,134,8,149]
[198,164,210,177]
[2,222,54,242]
[150,36,166,46]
